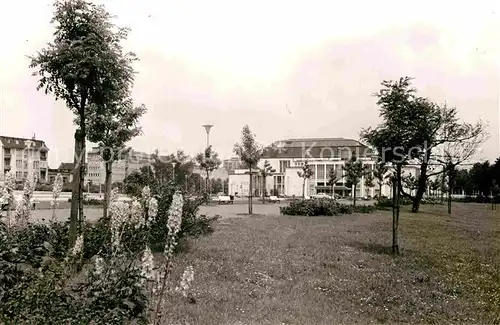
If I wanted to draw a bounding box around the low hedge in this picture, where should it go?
[452,196,500,204]
[375,197,413,209]
[280,198,376,216]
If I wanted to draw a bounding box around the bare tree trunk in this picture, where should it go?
[302,179,305,198]
[248,166,253,214]
[378,183,382,203]
[353,184,357,207]
[78,135,86,234]
[392,166,402,255]
[262,177,266,204]
[103,161,113,219]
[440,173,445,204]
[70,130,83,245]
[206,171,209,195]
[447,171,452,214]
[391,179,397,254]
[205,170,209,205]
[448,188,452,214]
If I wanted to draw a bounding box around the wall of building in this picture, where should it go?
[228,157,421,199]
[1,142,49,183]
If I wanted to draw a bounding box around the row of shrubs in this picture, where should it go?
[451,196,500,203]
[280,198,376,216]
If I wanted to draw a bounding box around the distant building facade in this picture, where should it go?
[228,137,420,198]
[222,157,244,174]
[48,162,75,185]
[0,135,49,183]
[86,148,154,185]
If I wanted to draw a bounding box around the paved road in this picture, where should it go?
[28,199,375,222]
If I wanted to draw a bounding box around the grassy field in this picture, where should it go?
[163,203,500,325]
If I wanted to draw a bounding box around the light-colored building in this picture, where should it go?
[227,137,420,198]
[192,165,228,181]
[0,135,49,183]
[86,148,154,185]
[222,157,243,174]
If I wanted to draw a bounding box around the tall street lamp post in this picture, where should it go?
[201,124,214,201]
[202,124,213,148]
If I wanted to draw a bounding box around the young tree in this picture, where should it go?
[363,77,485,213]
[373,161,389,202]
[260,160,276,203]
[233,125,263,214]
[87,99,146,219]
[297,160,314,199]
[364,171,375,198]
[195,146,221,201]
[361,77,422,254]
[327,167,341,198]
[343,156,366,207]
[30,0,136,244]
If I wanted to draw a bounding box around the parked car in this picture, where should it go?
[218,195,234,204]
[311,193,334,199]
[268,196,282,203]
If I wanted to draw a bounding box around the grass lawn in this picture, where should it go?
[164,203,500,325]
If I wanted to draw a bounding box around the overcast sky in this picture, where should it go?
[0,0,498,167]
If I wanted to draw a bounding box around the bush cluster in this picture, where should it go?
[0,184,218,324]
[375,197,412,209]
[420,197,442,205]
[0,219,149,324]
[280,198,376,216]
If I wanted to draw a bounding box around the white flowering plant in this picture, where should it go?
[0,171,210,325]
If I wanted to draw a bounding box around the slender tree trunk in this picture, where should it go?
[103,161,113,219]
[353,184,357,207]
[378,183,382,203]
[69,130,83,245]
[248,166,253,214]
[448,186,452,214]
[440,173,445,204]
[205,170,209,205]
[391,179,397,254]
[262,177,266,204]
[302,179,305,198]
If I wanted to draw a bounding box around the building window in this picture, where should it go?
[23,172,28,178]
[16,159,22,168]
[317,164,325,180]
[16,171,22,179]
[24,161,28,169]
[279,160,290,173]
[33,161,39,169]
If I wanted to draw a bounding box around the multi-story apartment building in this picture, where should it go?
[0,135,49,183]
[228,137,419,198]
[86,147,154,185]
